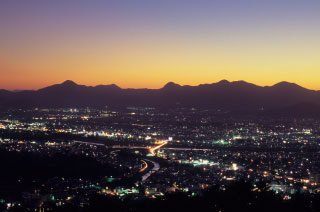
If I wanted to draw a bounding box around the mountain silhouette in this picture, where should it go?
[162,82,181,90]
[0,80,320,114]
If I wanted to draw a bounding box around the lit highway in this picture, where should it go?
[140,159,160,182]
[139,160,148,172]
[149,140,168,156]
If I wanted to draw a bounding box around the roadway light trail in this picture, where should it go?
[140,159,160,182]
[149,140,168,156]
[139,160,148,172]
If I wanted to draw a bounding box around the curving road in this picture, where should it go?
[136,159,160,184]
[141,159,160,182]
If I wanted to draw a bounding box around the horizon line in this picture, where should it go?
[2,79,319,92]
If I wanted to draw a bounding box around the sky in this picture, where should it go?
[1,0,320,90]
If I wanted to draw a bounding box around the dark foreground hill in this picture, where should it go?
[1,80,320,114]
[6,181,320,212]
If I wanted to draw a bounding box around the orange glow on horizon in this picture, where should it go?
[1,39,320,91]
[1,1,320,91]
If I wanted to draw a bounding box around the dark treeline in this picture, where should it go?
[0,149,119,200]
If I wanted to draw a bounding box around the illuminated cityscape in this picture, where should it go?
[0,106,319,211]
[1,0,320,211]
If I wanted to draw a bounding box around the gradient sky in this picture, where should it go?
[1,0,320,90]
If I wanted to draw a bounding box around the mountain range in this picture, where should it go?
[0,80,320,114]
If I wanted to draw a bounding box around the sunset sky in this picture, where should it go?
[1,0,320,90]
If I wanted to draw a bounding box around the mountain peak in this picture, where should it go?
[272,81,302,89]
[109,84,120,89]
[95,84,121,90]
[162,82,181,89]
[61,80,78,86]
[37,80,80,92]
[217,79,230,84]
